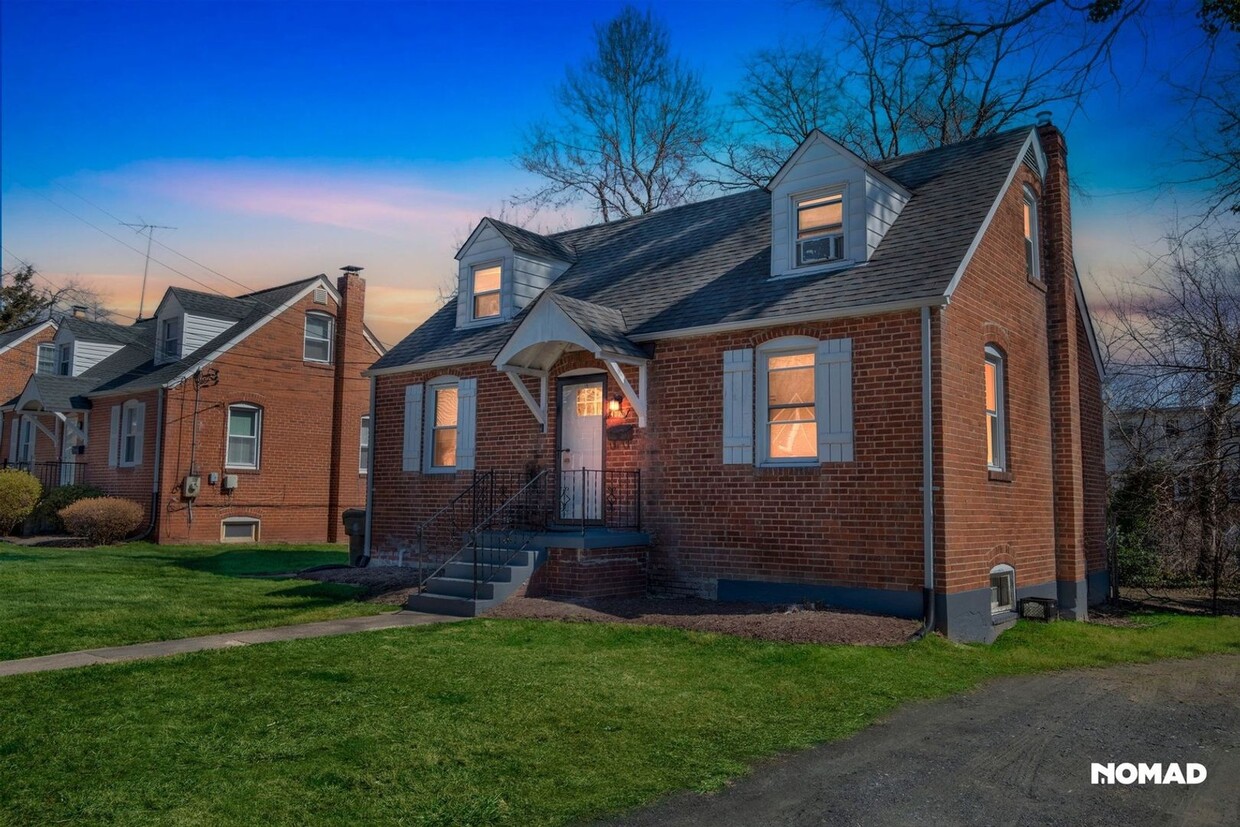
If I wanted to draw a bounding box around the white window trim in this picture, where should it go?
[36,343,56,375]
[1023,185,1041,283]
[469,260,504,323]
[423,377,459,474]
[221,516,260,544]
[225,404,262,470]
[990,564,1015,615]
[359,414,370,475]
[57,343,73,376]
[985,345,1007,472]
[161,316,181,360]
[303,311,335,364]
[756,336,820,467]
[119,400,142,468]
[789,185,850,274]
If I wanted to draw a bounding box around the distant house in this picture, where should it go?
[0,270,383,543]
[0,319,60,471]
[364,123,1107,642]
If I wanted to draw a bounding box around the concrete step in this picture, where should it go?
[443,561,514,582]
[406,592,485,617]
[459,547,536,567]
[424,576,496,600]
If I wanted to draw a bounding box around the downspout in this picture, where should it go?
[131,388,165,542]
[912,305,937,640]
[360,374,376,567]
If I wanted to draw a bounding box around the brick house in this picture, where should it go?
[364,123,1108,642]
[0,271,384,543]
[0,319,60,482]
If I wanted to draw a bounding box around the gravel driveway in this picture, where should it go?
[597,655,1240,827]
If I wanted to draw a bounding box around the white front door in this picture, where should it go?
[559,379,604,521]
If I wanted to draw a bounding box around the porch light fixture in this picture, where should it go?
[608,394,624,416]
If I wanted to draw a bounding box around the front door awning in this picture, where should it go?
[493,293,649,428]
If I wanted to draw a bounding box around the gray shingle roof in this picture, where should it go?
[373,127,1035,372]
[0,320,55,351]
[474,219,577,263]
[59,316,148,346]
[165,287,252,319]
[545,294,646,361]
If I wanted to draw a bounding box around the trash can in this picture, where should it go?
[341,508,367,566]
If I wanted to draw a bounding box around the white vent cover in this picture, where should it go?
[313,287,328,305]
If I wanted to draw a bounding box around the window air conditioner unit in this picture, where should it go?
[798,234,843,266]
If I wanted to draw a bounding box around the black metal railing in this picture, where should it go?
[551,469,641,532]
[1,461,88,489]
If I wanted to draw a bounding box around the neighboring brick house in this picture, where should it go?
[364,122,1108,642]
[0,271,384,543]
[0,319,59,481]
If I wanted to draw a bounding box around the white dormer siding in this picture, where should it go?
[768,131,911,278]
[154,293,235,364]
[455,220,571,328]
[52,328,123,377]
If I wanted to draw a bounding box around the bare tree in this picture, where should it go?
[515,5,713,222]
[1105,226,1240,612]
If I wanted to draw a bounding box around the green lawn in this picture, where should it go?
[0,542,388,660]
[1,614,1237,826]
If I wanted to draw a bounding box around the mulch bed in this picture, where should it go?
[298,565,425,606]
[487,595,920,645]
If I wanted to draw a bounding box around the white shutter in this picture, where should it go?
[816,338,854,462]
[402,383,424,472]
[133,403,146,466]
[7,417,17,464]
[722,349,754,465]
[107,406,120,468]
[456,378,477,471]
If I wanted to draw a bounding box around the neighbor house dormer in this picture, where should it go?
[454,218,575,329]
[768,130,912,279]
[51,318,131,377]
[152,288,246,365]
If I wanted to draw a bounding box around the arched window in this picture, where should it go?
[1022,186,1040,282]
[984,346,1006,471]
[304,312,335,363]
[990,564,1015,614]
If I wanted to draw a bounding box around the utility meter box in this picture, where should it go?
[183,475,202,499]
[221,474,239,492]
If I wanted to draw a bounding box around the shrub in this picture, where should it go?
[0,469,43,535]
[34,484,105,533]
[59,497,145,545]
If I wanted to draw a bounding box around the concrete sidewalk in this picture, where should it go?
[0,611,454,677]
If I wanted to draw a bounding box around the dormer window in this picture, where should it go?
[471,263,502,320]
[161,316,181,360]
[57,343,72,376]
[795,192,844,267]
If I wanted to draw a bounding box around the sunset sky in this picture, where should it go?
[0,0,1228,347]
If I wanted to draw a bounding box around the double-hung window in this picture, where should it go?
[359,415,371,474]
[36,343,56,375]
[471,264,501,320]
[429,384,458,469]
[57,343,72,376]
[764,349,817,461]
[795,192,844,266]
[161,317,181,359]
[120,402,141,466]
[226,404,262,469]
[985,346,1006,471]
[304,313,334,363]
[1022,186,1040,282]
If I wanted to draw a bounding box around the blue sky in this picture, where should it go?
[0,0,1228,343]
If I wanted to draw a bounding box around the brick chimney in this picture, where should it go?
[327,265,368,542]
[1037,119,1088,619]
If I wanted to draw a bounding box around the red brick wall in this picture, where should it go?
[935,162,1058,596]
[82,388,162,527]
[526,546,647,599]
[0,325,58,464]
[1078,311,1108,575]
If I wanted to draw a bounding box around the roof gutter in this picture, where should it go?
[912,304,937,640]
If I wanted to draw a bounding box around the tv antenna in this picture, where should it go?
[121,221,176,320]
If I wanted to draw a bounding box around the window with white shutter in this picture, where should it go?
[402,383,424,473]
[721,349,754,464]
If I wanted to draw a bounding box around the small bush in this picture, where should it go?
[0,469,43,534]
[34,484,105,533]
[59,497,145,545]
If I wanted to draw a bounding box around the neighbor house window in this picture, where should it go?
[221,517,259,544]
[428,384,458,469]
[36,343,56,375]
[985,346,1006,471]
[57,343,72,376]
[990,564,1015,614]
[226,404,262,469]
[161,316,181,359]
[359,414,370,474]
[1022,186,1040,281]
[471,263,501,319]
[120,401,142,466]
[304,312,334,363]
[16,419,34,464]
[763,348,817,461]
[795,192,844,266]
